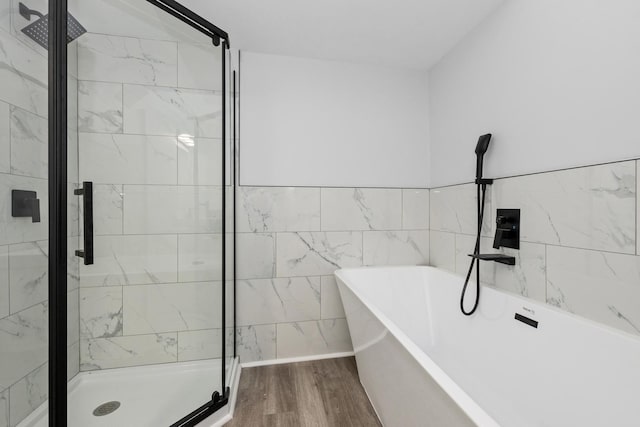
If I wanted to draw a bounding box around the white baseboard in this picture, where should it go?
[240,351,355,368]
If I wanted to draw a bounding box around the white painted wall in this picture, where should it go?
[429,0,640,187]
[240,52,430,188]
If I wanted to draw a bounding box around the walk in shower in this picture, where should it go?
[0,0,237,426]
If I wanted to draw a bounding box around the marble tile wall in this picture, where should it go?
[76,32,226,373]
[0,9,80,425]
[429,160,640,336]
[235,187,430,363]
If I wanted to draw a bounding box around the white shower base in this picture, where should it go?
[19,359,239,427]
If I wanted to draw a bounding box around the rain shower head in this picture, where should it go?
[19,2,86,50]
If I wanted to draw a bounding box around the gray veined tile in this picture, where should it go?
[0,30,48,117]
[0,246,8,319]
[123,282,222,335]
[546,245,640,336]
[80,333,177,371]
[237,187,321,232]
[428,231,456,273]
[10,106,48,179]
[0,302,48,391]
[9,241,48,314]
[177,43,222,91]
[237,277,321,326]
[0,101,9,174]
[78,33,177,86]
[177,138,223,186]
[493,161,636,254]
[80,235,178,287]
[276,319,352,359]
[236,325,276,363]
[8,362,47,427]
[363,230,430,266]
[321,276,346,319]
[67,341,80,382]
[178,234,222,283]
[0,1,10,32]
[637,160,640,256]
[79,133,178,185]
[0,388,7,427]
[90,184,123,235]
[321,188,402,231]
[80,287,122,339]
[276,232,363,277]
[67,289,80,345]
[177,329,222,362]
[123,84,222,138]
[430,183,492,236]
[78,81,123,133]
[403,189,429,230]
[236,233,275,279]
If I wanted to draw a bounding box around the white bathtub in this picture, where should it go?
[335,266,640,427]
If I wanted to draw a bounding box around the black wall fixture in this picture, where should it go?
[12,189,41,222]
[493,209,520,250]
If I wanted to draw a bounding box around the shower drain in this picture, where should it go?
[93,401,121,416]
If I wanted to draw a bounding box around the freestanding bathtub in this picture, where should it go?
[335,266,640,427]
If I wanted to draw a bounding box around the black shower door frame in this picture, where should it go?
[48,1,234,426]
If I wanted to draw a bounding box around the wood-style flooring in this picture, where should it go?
[226,357,382,427]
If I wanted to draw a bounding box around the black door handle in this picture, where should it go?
[74,181,94,265]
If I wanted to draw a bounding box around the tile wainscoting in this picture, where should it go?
[235,187,430,363]
[430,160,640,336]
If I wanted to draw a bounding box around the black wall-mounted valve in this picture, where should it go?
[12,190,41,223]
[493,209,520,250]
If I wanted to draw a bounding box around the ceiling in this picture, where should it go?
[182,0,504,69]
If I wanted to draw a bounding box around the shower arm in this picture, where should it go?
[19,3,44,21]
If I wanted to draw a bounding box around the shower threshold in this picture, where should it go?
[17,359,238,427]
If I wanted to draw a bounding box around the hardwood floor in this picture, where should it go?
[226,357,382,427]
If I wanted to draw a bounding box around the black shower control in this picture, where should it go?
[493,208,520,250]
[12,190,41,223]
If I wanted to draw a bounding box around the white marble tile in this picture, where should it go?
[0,101,9,174]
[123,185,222,234]
[363,230,429,266]
[0,303,47,391]
[67,184,80,238]
[79,133,178,185]
[67,75,79,130]
[78,81,123,133]
[177,329,221,362]
[79,287,122,339]
[67,236,81,292]
[79,235,178,287]
[236,325,276,363]
[428,231,456,273]
[0,175,48,246]
[454,234,495,284]
[67,289,79,345]
[0,1,10,32]
[237,187,321,233]
[123,84,221,138]
[177,43,222,91]
[90,184,123,235]
[237,277,321,326]
[178,234,222,283]
[67,341,80,381]
[9,241,47,314]
[0,388,7,427]
[80,333,177,371]
[430,184,492,236]
[321,188,402,231]
[546,245,640,335]
[0,31,47,117]
[637,161,640,256]
[10,106,47,179]
[78,33,177,86]
[321,276,345,319]
[276,319,352,358]
[276,232,363,277]
[123,282,221,335]
[0,246,8,319]
[493,161,636,254]
[403,189,429,230]
[177,138,222,185]
[236,233,275,279]
[9,362,47,427]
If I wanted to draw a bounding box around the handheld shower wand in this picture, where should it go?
[460,134,492,316]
